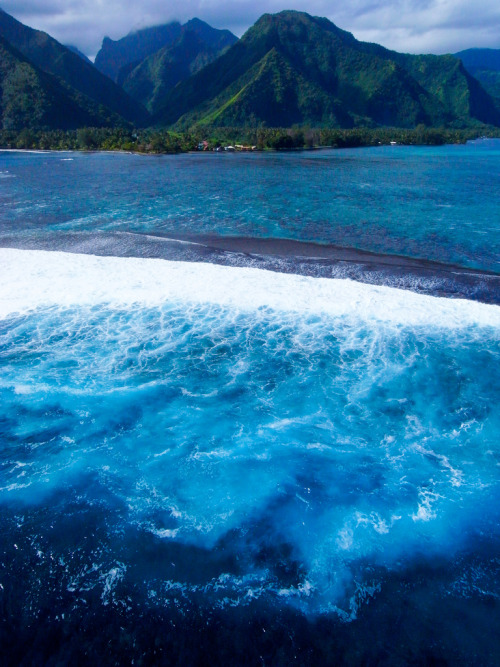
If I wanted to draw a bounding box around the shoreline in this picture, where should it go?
[0,137,496,156]
[1,127,499,155]
[2,233,499,305]
[2,247,499,326]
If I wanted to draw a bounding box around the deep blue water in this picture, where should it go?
[1,142,500,665]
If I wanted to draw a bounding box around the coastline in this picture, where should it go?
[0,137,493,156]
[2,233,499,305]
[2,247,499,326]
[2,126,499,154]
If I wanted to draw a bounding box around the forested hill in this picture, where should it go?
[0,7,148,125]
[456,48,500,100]
[95,18,237,104]
[153,10,500,129]
[0,36,125,130]
[95,22,184,82]
[119,20,239,114]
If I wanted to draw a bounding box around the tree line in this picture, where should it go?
[1,125,499,153]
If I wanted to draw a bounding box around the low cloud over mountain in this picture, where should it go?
[2,0,499,59]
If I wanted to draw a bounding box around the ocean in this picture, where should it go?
[1,141,499,664]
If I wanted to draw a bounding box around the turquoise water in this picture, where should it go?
[1,142,500,664]
[1,140,500,271]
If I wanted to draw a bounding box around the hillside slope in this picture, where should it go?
[0,36,121,129]
[120,20,238,113]
[65,44,93,66]
[153,11,500,129]
[0,7,148,125]
[455,48,500,99]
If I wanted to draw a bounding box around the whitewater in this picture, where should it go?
[2,248,499,326]
[1,144,499,664]
[1,247,499,609]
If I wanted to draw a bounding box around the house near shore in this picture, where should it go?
[197,142,258,152]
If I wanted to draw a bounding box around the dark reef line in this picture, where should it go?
[2,232,499,305]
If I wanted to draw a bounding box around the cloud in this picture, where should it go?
[2,0,499,58]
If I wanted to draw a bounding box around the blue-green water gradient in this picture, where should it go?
[1,142,500,664]
[1,140,499,271]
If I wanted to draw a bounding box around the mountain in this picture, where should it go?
[0,35,123,129]
[0,7,148,125]
[455,48,500,99]
[182,18,238,53]
[94,22,183,82]
[66,44,93,66]
[153,11,500,129]
[119,20,238,114]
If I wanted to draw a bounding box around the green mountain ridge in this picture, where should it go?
[0,35,123,130]
[65,44,93,66]
[153,11,500,129]
[96,18,237,89]
[120,21,238,114]
[0,7,148,125]
[455,48,500,100]
[95,22,183,83]
[1,8,498,134]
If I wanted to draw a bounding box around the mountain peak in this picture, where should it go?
[183,17,236,40]
[153,10,500,129]
[94,21,183,81]
[244,10,356,48]
[119,19,238,114]
[184,18,209,29]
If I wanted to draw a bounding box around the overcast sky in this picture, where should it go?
[2,0,500,59]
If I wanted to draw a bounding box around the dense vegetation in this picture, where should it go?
[1,125,498,154]
[1,8,499,138]
[120,20,238,113]
[0,7,147,125]
[153,11,500,129]
[456,48,500,100]
[0,36,127,130]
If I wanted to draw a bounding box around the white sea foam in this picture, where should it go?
[100,563,126,605]
[0,248,499,328]
[0,149,51,153]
